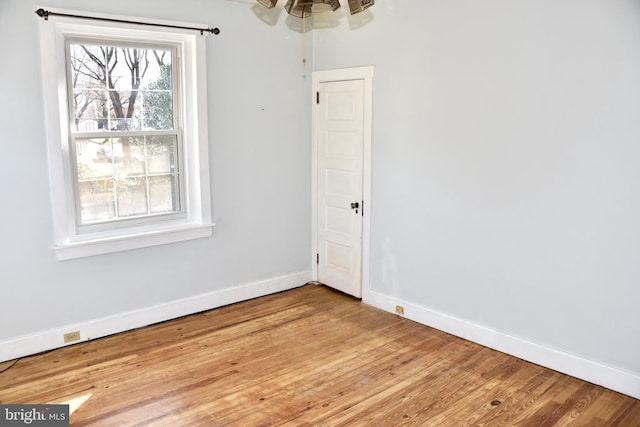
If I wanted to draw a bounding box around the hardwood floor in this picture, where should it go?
[1,285,638,426]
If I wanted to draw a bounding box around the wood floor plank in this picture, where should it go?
[235,332,456,426]
[0,285,638,426]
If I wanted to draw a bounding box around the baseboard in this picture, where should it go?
[0,270,312,363]
[363,288,640,400]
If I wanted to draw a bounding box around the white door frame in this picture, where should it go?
[311,66,374,298]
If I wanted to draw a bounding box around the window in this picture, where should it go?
[69,41,182,227]
[38,13,213,260]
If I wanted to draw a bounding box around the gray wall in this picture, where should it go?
[0,0,311,340]
[313,0,640,375]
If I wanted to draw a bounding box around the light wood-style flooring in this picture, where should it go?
[1,285,638,426]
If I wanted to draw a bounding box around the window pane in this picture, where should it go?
[73,91,109,132]
[76,138,114,180]
[116,177,148,217]
[142,49,173,130]
[142,89,173,130]
[114,137,145,177]
[69,44,109,91]
[149,175,180,213]
[143,50,172,90]
[69,44,113,133]
[79,180,115,223]
[147,135,178,174]
[69,43,109,133]
[110,47,147,91]
[109,90,142,131]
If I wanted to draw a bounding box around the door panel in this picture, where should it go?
[317,79,364,298]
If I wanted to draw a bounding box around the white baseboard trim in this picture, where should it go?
[363,288,640,400]
[0,270,312,363]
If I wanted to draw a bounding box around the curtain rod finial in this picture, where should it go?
[35,8,50,20]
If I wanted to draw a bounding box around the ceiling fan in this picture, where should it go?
[229,0,374,65]
[256,0,374,18]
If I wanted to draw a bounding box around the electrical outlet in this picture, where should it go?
[64,331,80,343]
[395,305,404,315]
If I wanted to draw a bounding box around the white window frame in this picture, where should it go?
[38,10,214,260]
[66,39,185,231]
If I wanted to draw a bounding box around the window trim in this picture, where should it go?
[38,10,214,260]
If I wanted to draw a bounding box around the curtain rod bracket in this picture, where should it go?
[34,8,220,35]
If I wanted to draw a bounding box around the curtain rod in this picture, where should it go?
[35,8,220,35]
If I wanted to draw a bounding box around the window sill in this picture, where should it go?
[54,223,215,260]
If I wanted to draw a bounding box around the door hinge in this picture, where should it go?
[316,91,320,104]
[316,253,319,264]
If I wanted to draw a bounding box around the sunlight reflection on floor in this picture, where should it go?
[61,393,92,415]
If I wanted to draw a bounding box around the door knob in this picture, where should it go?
[351,201,359,214]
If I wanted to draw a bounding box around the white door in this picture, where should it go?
[316,79,365,298]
